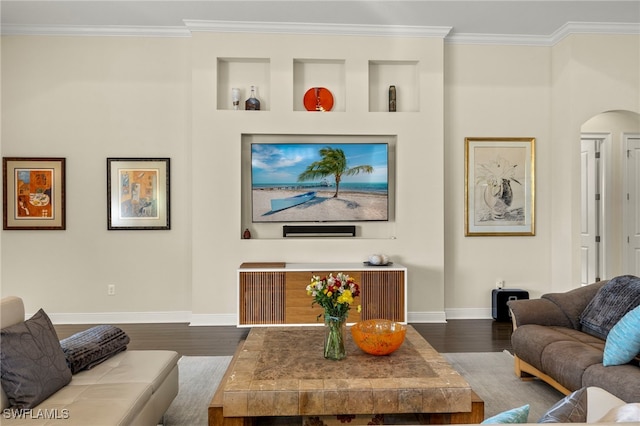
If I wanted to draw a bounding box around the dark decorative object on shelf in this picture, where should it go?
[389,85,396,112]
[243,228,251,239]
[245,85,260,110]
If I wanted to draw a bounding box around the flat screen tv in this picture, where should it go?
[251,142,389,223]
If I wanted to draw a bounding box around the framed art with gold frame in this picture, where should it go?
[465,137,535,236]
[3,157,66,230]
[107,158,170,230]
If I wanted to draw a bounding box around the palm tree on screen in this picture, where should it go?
[298,146,373,198]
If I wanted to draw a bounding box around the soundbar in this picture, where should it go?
[283,225,356,237]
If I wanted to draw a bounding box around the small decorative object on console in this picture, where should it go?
[366,254,391,266]
[306,272,361,360]
[351,319,407,355]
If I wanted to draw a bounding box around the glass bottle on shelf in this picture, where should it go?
[245,85,261,111]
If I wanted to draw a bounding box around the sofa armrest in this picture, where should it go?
[507,298,574,329]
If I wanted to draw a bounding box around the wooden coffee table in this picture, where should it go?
[209,326,483,425]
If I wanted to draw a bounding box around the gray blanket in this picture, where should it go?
[60,325,130,374]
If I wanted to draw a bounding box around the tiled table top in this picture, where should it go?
[222,325,472,417]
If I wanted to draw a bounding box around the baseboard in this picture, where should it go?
[45,309,491,325]
[46,311,192,325]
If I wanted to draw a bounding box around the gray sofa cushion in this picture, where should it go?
[60,325,130,374]
[579,275,640,339]
[0,309,72,409]
[542,281,606,330]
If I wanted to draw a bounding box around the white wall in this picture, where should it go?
[1,31,639,323]
[1,36,193,319]
[444,44,552,315]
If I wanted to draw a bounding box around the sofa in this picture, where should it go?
[0,296,180,425]
[507,276,640,403]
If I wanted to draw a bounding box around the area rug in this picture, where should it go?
[163,351,563,426]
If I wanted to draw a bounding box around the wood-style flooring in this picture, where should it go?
[54,319,513,357]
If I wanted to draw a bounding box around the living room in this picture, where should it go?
[1,2,639,423]
[2,1,639,326]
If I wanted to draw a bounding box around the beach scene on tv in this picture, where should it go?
[251,143,389,222]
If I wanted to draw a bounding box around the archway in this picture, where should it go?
[580,110,640,284]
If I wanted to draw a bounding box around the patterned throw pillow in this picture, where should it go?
[0,309,72,409]
[579,275,640,340]
[481,404,529,424]
[603,305,640,366]
[537,387,588,423]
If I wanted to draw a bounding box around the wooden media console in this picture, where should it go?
[237,262,407,326]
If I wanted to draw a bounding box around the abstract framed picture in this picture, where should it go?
[107,158,170,230]
[465,137,535,236]
[3,157,66,230]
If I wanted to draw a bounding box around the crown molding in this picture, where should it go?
[2,21,638,45]
[445,33,552,46]
[445,21,640,46]
[1,21,451,38]
[0,24,191,37]
[551,21,640,45]
[183,20,453,38]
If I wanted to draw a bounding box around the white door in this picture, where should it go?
[625,136,640,276]
[581,138,602,284]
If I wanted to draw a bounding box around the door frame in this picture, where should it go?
[623,133,640,275]
[581,132,612,283]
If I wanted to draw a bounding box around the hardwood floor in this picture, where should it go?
[54,319,513,357]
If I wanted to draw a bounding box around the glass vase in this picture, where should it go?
[324,314,347,360]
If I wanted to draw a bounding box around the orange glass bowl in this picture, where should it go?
[350,319,407,356]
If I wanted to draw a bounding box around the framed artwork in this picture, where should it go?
[3,157,66,230]
[465,137,535,236]
[107,158,170,230]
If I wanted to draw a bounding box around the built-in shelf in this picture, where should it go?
[293,59,346,112]
[217,57,271,111]
[369,60,420,112]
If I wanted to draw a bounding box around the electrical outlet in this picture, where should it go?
[495,280,505,289]
[107,284,116,296]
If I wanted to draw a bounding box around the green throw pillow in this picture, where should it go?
[481,404,529,424]
[603,305,640,366]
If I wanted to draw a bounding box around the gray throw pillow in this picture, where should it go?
[538,387,588,423]
[579,275,640,340]
[0,308,72,409]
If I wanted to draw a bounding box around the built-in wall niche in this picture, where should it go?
[293,59,346,112]
[217,58,271,111]
[240,134,397,240]
[368,60,419,112]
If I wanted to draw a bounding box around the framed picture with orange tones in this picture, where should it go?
[107,158,170,230]
[3,157,66,230]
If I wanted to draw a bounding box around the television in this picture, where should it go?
[251,142,389,223]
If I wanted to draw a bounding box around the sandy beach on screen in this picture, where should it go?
[252,189,388,222]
